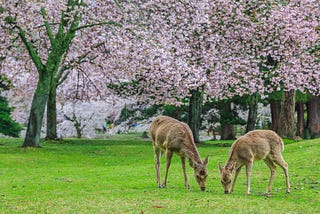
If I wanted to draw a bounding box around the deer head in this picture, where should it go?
[193,156,209,191]
[218,161,235,194]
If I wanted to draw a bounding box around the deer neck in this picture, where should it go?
[224,150,238,169]
[184,146,202,166]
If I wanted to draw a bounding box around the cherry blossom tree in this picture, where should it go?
[253,0,320,138]
[119,0,319,140]
[0,0,126,147]
[1,0,319,143]
[106,0,263,142]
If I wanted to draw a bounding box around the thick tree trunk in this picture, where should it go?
[270,100,281,132]
[295,101,305,137]
[246,94,258,133]
[23,74,51,147]
[188,89,203,144]
[278,90,296,139]
[306,95,320,138]
[220,101,235,140]
[221,123,235,140]
[46,82,57,139]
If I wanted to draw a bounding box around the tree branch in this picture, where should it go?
[72,21,122,32]
[16,25,44,73]
[56,50,91,86]
[40,7,55,46]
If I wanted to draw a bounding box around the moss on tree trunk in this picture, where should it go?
[23,73,51,147]
[46,81,57,139]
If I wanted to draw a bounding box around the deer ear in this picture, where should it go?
[203,155,209,165]
[218,162,223,173]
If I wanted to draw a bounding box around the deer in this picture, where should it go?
[218,130,290,195]
[149,115,209,191]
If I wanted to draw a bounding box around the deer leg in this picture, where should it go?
[181,157,190,189]
[154,147,162,188]
[274,155,290,194]
[162,149,173,188]
[263,157,276,194]
[246,161,253,195]
[231,165,243,193]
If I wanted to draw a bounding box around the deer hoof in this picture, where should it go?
[160,184,167,189]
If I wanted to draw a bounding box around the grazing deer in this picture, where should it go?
[149,116,209,191]
[218,130,290,195]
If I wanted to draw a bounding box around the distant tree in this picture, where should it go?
[62,101,94,139]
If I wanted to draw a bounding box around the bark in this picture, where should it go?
[219,101,235,140]
[278,90,296,139]
[46,81,57,139]
[306,95,320,138]
[75,121,82,139]
[188,89,203,144]
[220,123,235,140]
[23,73,51,147]
[246,94,258,133]
[270,100,281,132]
[295,101,305,137]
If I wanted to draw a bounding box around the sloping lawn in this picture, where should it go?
[0,134,319,213]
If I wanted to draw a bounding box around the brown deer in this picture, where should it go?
[218,130,290,195]
[149,116,209,191]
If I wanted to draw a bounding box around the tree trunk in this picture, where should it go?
[306,95,320,138]
[295,101,305,137]
[278,90,296,139]
[246,94,258,133]
[221,123,235,140]
[188,89,203,144]
[220,101,235,140]
[75,122,82,139]
[23,74,51,147]
[270,100,281,132]
[46,81,57,139]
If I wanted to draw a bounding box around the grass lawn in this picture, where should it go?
[0,133,319,213]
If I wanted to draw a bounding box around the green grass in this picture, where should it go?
[0,134,319,213]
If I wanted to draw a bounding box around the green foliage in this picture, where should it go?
[219,102,246,126]
[0,96,23,137]
[141,105,160,118]
[119,104,160,122]
[296,90,310,103]
[268,90,283,102]
[0,136,319,213]
[119,105,135,122]
[163,104,188,122]
[0,75,13,92]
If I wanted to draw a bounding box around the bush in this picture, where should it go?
[0,96,23,137]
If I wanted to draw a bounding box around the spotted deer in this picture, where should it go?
[219,130,290,195]
[149,116,209,191]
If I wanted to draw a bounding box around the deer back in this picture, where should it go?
[149,116,197,154]
[229,130,284,163]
